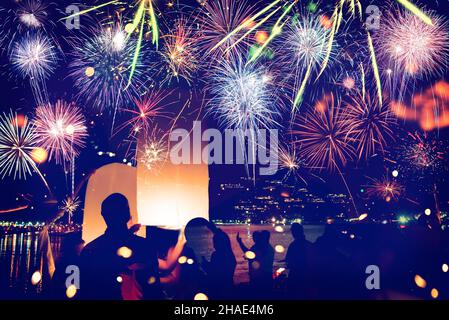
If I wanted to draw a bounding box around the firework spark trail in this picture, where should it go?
[198,0,256,60]
[316,5,339,80]
[34,101,87,164]
[59,0,119,21]
[224,6,282,55]
[247,1,296,64]
[210,0,282,53]
[367,31,382,107]
[0,111,51,192]
[396,0,433,25]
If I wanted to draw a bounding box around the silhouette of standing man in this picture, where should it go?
[81,193,162,300]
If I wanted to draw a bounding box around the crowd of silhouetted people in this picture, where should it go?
[48,193,449,300]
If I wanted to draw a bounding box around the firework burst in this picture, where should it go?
[276,13,338,109]
[17,0,49,29]
[366,176,403,202]
[159,17,200,84]
[292,93,355,171]
[375,9,449,80]
[197,0,255,60]
[0,111,39,179]
[343,93,396,160]
[68,23,149,112]
[208,55,281,131]
[34,100,87,164]
[10,32,57,104]
[138,131,168,173]
[116,89,172,137]
[60,196,80,224]
[400,131,446,173]
[278,144,324,184]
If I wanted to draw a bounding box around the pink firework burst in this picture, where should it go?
[117,89,172,138]
[375,9,449,78]
[34,100,87,164]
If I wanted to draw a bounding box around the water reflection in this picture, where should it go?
[0,232,62,297]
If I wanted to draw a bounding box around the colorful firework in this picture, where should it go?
[276,13,337,108]
[60,196,80,224]
[159,17,200,84]
[34,100,87,164]
[116,89,172,137]
[292,93,355,171]
[278,144,324,184]
[343,93,396,160]
[366,176,403,202]
[400,131,446,172]
[0,111,38,179]
[208,55,280,131]
[17,0,49,29]
[67,23,149,112]
[375,9,449,80]
[138,132,168,172]
[10,32,57,104]
[197,0,255,60]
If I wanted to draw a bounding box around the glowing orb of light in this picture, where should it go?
[358,213,368,221]
[255,30,268,44]
[194,293,208,300]
[31,147,48,164]
[275,245,285,253]
[245,251,256,260]
[274,226,284,233]
[342,76,355,90]
[13,114,27,128]
[431,288,439,299]
[442,263,448,273]
[85,67,95,77]
[187,258,194,265]
[392,170,399,177]
[117,246,133,259]
[66,284,77,299]
[31,271,42,285]
[178,256,187,264]
[414,274,427,288]
[116,276,123,283]
[424,208,431,216]
[148,276,157,285]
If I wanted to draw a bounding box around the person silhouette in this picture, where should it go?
[80,193,162,300]
[236,229,274,297]
[202,229,236,299]
[285,223,311,299]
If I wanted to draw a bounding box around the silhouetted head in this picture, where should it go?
[291,223,305,240]
[185,217,212,243]
[259,230,271,244]
[101,193,131,230]
[252,231,261,243]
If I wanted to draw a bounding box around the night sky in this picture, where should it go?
[0,0,448,223]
